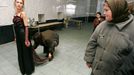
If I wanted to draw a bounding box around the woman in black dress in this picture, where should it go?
[13,0,34,75]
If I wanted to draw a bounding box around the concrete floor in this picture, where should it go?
[0,22,93,75]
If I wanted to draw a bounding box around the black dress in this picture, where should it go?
[13,16,35,75]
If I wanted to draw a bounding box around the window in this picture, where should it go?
[66,4,76,16]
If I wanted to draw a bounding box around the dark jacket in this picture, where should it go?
[33,30,59,52]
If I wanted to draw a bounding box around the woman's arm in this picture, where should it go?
[21,12,30,47]
[84,27,100,65]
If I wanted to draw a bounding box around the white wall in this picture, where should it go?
[0,0,14,26]
[96,0,105,14]
[0,0,62,26]
[75,0,88,17]
[73,0,97,17]
[25,0,60,21]
[0,0,98,26]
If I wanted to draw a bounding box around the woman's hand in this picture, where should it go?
[25,39,30,47]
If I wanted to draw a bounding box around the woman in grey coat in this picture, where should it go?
[84,0,134,75]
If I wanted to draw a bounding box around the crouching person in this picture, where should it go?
[33,30,59,61]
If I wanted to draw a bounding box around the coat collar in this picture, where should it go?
[115,14,134,30]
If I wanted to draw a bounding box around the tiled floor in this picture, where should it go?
[0,22,93,75]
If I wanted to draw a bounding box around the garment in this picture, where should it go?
[41,30,59,49]
[13,16,34,74]
[84,14,134,75]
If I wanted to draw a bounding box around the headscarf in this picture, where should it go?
[105,0,130,23]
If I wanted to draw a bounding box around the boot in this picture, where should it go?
[33,50,47,64]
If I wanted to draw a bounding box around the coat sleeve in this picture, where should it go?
[84,28,99,63]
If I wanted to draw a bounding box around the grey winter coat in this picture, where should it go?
[84,14,134,75]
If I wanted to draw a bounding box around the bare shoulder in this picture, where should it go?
[20,11,28,26]
[21,11,27,18]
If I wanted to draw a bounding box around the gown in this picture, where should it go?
[13,16,35,75]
